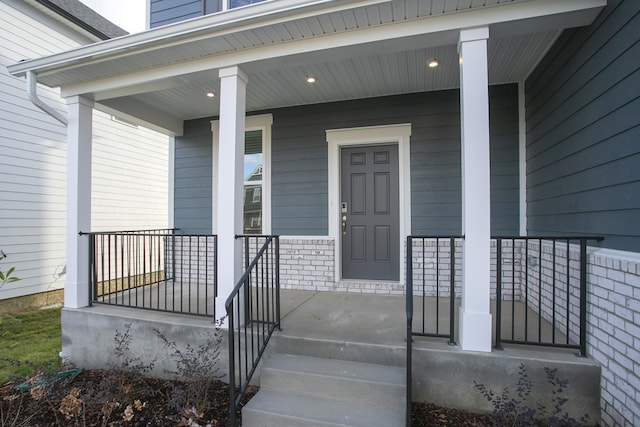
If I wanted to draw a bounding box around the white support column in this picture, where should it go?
[65,96,94,308]
[458,27,492,352]
[215,66,247,319]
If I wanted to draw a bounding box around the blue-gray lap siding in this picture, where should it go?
[150,0,203,28]
[173,85,520,236]
[525,0,640,252]
[174,117,212,235]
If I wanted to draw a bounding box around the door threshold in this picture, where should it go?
[338,279,401,284]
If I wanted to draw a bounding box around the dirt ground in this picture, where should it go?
[0,368,492,426]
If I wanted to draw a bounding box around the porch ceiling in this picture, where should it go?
[8,0,605,135]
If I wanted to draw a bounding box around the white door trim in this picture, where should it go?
[326,123,412,284]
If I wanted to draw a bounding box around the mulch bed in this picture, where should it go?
[0,369,491,426]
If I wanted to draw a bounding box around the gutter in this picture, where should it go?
[26,71,67,126]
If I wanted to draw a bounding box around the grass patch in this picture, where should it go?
[0,307,61,383]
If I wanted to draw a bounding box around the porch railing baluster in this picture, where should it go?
[406,234,603,421]
[406,235,463,342]
[490,236,603,356]
[495,238,503,350]
[81,229,216,318]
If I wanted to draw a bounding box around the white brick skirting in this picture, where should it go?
[279,237,404,294]
[279,238,335,291]
[586,249,640,427]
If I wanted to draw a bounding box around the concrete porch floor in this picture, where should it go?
[63,288,602,422]
[277,289,572,348]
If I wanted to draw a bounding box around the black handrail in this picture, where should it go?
[226,235,280,427]
[493,236,603,356]
[405,238,413,427]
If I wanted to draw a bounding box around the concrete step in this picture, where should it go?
[272,333,406,367]
[242,354,406,427]
[242,390,406,427]
[260,353,405,408]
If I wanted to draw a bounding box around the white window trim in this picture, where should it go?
[211,113,273,234]
[326,123,412,284]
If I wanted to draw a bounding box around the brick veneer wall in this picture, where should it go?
[279,237,404,294]
[279,238,335,291]
[586,250,640,427]
[168,235,216,285]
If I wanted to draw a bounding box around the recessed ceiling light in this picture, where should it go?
[428,58,439,68]
[206,91,215,98]
[306,76,316,84]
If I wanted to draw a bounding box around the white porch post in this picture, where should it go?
[215,66,247,319]
[65,96,93,308]
[458,27,492,352]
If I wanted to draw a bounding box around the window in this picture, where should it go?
[211,114,272,235]
[243,129,263,234]
[204,0,222,14]
[205,0,266,15]
[229,0,266,8]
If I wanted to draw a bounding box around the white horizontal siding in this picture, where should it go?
[91,111,169,232]
[0,1,169,301]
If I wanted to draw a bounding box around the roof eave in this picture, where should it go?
[7,0,391,78]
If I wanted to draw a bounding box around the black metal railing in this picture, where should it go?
[405,235,463,427]
[493,236,603,356]
[227,235,280,427]
[405,234,602,422]
[85,229,217,317]
[406,236,463,343]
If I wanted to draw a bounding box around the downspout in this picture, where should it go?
[26,70,67,126]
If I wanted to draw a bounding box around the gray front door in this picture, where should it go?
[341,145,399,281]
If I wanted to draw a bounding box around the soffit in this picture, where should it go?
[8,0,606,130]
[127,29,560,120]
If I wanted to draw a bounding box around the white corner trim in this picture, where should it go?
[211,121,220,234]
[326,123,412,284]
[518,81,527,236]
[168,136,175,229]
[211,113,273,234]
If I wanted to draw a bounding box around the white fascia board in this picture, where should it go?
[7,0,390,78]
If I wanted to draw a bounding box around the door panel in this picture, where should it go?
[351,226,366,261]
[374,172,390,214]
[374,226,390,262]
[351,173,366,214]
[341,145,399,280]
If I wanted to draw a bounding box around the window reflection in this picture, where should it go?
[243,130,263,234]
[229,0,266,9]
[205,0,266,15]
